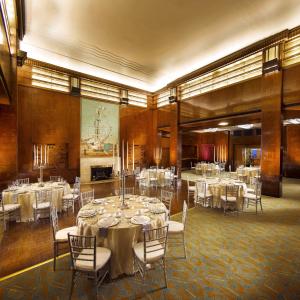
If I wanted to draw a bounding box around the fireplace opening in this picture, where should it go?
[91,166,113,181]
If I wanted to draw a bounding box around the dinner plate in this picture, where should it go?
[92,198,105,205]
[131,215,151,225]
[78,209,96,218]
[98,217,119,228]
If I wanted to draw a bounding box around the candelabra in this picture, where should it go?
[153,146,162,169]
[33,144,49,187]
[120,140,129,209]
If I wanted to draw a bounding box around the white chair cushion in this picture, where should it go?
[133,241,164,263]
[55,226,78,242]
[197,192,212,198]
[244,193,260,200]
[70,188,79,194]
[62,194,74,200]
[0,203,20,212]
[188,186,196,192]
[246,188,255,194]
[32,202,50,209]
[75,247,111,272]
[167,220,184,233]
[220,196,237,202]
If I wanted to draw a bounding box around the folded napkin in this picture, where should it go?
[99,227,109,238]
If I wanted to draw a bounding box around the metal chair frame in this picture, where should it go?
[80,190,94,207]
[133,225,169,288]
[33,189,52,222]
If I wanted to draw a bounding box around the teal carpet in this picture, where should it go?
[1,195,300,299]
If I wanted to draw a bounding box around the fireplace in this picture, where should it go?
[91,166,113,181]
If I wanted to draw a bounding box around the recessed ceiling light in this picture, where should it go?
[238,124,254,129]
[218,121,228,126]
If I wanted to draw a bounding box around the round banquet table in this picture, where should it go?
[2,182,71,222]
[77,195,166,279]
[194,178,246,209]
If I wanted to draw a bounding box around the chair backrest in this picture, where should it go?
[187,177,194,188]
[80,190,94,207]
[182,201,188,228]
[255,182,262,198]
[73,182,81,195]
[170,166,176,174]
[143,225,169,263]
[196,181,207,198]
[224,185,239,201]
[120,187,135,195]
[75,176,80,183]
[50,176,62,182]
[51,206,59,240]
[68,234,97,271]
[35,189,52,206]
[17,178,29,185]
[160,190,173,212]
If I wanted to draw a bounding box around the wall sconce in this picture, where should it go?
[120,89,129,105]
[169,87,177,104]
[71,77,80,96]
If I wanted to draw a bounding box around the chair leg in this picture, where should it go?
[69,270,75,300]
[260,199,263,213]
[53,242,57,271]
[182,232,186,259]
[256,201,258,215]
[162,258,167,288]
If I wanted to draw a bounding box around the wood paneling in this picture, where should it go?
[261,71,282,197]
[283,64,300,105]
[283,125,300,178]
[17,85,80,181]
[180,77,262,123]
[120,100,156,167]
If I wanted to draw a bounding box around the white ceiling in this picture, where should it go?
[21,0,300,92]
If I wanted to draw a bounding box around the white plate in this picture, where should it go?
[98,217,119,228]
[131,215,151,225]
[101,213,111,218]
[92,199,105,205]
[78,209,96,218]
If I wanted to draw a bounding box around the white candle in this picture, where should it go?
[112,144,115,171]
[47,145,49,165]
[132,140,135,171]
[44,145,47,165]
[33,145,36,166]
[214,146,216,162]
[122,140,124,171]
[40,145,42,165]
[126,141,129,170]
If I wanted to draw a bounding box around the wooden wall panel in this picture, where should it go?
[17,85,80,181]
[283,64,300,105]
[261,71,282,197]
[120,103,155,167]
[180,77,262,123]
[0,103,17,184]
[283,125,300,178]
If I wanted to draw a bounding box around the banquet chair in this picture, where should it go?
[195,181,212,207]
[160,190,173,220]
[33,189,52,222]
[68,234,111,295]
[80,190,94,207]
[221,185,240,215]
[133,225,169,288]
[148,169,158,188]
[187,177,196,205]
[246,177,258,194]
[244,182,263,214]
[62,182,80,214]
[0,194,20,230]
[167,200,188,258]
[16,178,29,185]
[238,174,248,184]
[51,206,78,271]
[50,176,62,182]
[70,178,80,193]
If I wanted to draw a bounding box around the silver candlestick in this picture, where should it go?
[120,169,129,209]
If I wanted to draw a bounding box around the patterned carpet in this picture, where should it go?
[1,192,300,299]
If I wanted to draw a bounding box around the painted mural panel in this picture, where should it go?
[81,98,119,157]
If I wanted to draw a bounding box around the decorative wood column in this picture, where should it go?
[261,71,282,197]
[170,101,181,178]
